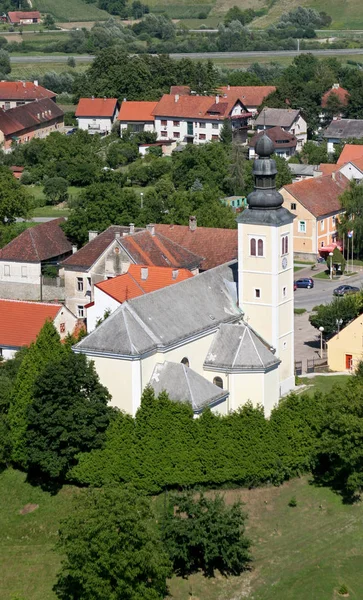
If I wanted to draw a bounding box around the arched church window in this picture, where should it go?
[282,235,289,256]
[285,236,288,254]
[213,376,223,389]
[257,239,264,256]
[282,237,285,255]
[181,357,189,368]
[250,238,256,256]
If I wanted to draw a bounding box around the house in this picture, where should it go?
[288,163,317,182]
[76,98,119,134]
[323,119,363,154]
[154,218,238,271]
[280,172,348,259]
[254,108,307,150]
[0,98,64,152]
[249,126,297,159]
[118,101,158,134]
[222,195,246,212]
[62,225,202,318]
[8,10,41,24]
[0,299,76,359]
[321,83,349,119]
[218,85,276,115]
[337,157,363,183]
[86,264,193,332]
[0,81,56,110]
[0,218,72,301]
[72,134,295,417]
[152,93,253,145]
[327,314,363,372]
[337,144,363,165]
[10,165,24,179]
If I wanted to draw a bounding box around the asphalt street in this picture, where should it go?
[294,270,363,311]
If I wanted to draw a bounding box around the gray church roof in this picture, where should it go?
[75,262,241,357]
[149,361,229,413]
[204,323,280,372]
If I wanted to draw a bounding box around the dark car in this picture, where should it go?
[294,278,314,289]
[66,128,77,135]
[333,285,360,296]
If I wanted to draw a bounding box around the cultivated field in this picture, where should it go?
[34,0,109,22]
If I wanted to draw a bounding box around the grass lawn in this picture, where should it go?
[294,266,303,272]
[298,374,350,395]
[26,185,83,218]
[33,0,109,21]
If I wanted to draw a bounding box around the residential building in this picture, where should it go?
[0,218,72,301]
[321,83,349,118]
[0,81,56,110]
[76,98,119,134]
[118,101,158,134]
[249,126,297,159]
[280,172,348,260]
[337,143,363,165]
[338,157,363,183]
[8,11,41,24]
[72,134,295,417]
[288,164,317,182]
[152,93,253,145]
[0,98,64,151]
[218,85,276,115]
[323,119,363,153]
[10,165,24,179]
[62,225,202,318]
[327,315,363,372]
[86,264,193,332]
[222,195,246,212]
[254,108,307,150]
[154,218,238,271]
[0,299,76,359]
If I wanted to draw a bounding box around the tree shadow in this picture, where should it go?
[25,469,64,495]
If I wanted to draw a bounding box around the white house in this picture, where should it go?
[76,98,119,134]
[254,107,307,150]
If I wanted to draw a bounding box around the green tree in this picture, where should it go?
[301,141,329,165]
[43,13,56,29]
[162,490,251,577]
[54,486,171,600]
[0,49,10,75]
[220,118,233,145]
[309,293,363,336]
[67,56,76,68]
[26,352,112,482]
[0,166,30,225]
[43,177,68,205]
[338,181,363,258]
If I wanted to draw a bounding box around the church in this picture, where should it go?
[74,135,295,417]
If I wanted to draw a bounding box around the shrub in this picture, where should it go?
[288,496,297,507]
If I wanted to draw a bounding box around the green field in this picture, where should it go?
[298,374,350,395]
[2,467,363,600]
[34,0,110,22]
[11,62,90,79]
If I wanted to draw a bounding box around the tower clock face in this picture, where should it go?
[282,257,287,269]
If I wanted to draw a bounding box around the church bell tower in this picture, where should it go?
[237,135,295,396]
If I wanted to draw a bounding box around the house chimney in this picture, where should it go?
[129,222,135,234]
[189,216,197,232]
[175,94,179,103]
[227,84,230,91]
[72,244,77,254]
[141,267,148,280]
[88,230,98,242]
[34,80,38,87]
[172,269,179,279]
[215,95,219,104]
[332,171,336,181]
[115,232,121,240]
[92,95,94,100]
[332,83,340,89]
[146,224,155,236]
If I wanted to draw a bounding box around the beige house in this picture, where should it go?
[327,315,363,372]
[280,172,348,260]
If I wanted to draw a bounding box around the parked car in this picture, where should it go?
[333,285,360,296]
[294,278,314,289]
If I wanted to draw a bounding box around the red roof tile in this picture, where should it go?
[218,86,276,107]
[75,98,119,118]
[337,144,363,165]
[154,223,238,271]
[0,299,61,348]
[0,218,72,263]
[321,85,350,108]
[118,101,158,122]
[96,264,193,303]
[153,95,234,121]
[318,163,338,176]
[8,11,41,22]
[0,81,55,101]
[170,86,191,95]
[0,98,64,138]
[282,173,349,218]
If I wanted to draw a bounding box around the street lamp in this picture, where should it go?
[336,318,343,337]
[319,326,324,358]
[329,251,334,280]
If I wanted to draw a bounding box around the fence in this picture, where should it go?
[295,358,328,376]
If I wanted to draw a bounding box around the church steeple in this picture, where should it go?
[247,134,284,211]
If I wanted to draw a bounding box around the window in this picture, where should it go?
[298,220,306,233]
[21,266,27,278]
[212,123,219,129]
[199,134,206,140]
[320,220,325,231]
[4,101,10,110]
[161,119,167,126]
[173,131,180,138]
[281,235,288,255]
[173,121,180,127]
[77,305,85,318]
[250,238,256,256]
[258,239,264,256]
[321,241,325,247]
[161,131,167,137]
[255,288,261,298]
[181,357,189,368]
[283,286,287,297]
[77,277,84,292]
[212,135,219,141]
[290,203,296,210]
[60,322,66,334]
[332,216,336,226]
[199,122,206,128]
[213,376,223,389]
[4,264,10,276]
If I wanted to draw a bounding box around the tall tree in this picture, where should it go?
[0,166,30,225]
[338,180,363,257]
[220,118,233,145]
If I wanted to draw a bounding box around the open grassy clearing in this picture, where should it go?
[2,468,363,600]
[298,374,350,395]
[33,0,109,22]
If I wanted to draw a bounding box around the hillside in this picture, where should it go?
[34,0,110,22]
[2,469,363,600]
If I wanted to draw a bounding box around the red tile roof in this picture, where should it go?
[118,101,158,122]
[321,85,350,108]
[154,223,238,271]
[75,98,119,118]
[349,157,363,172]
[249,126,297,149]
[337,144,363,165]
[170,86,191,95]
[62,226,203,270]
[0,98,64,138]
[8,11,41,23]
[95,264,193,303]
[318,163,338,176]
[0,81,56,101]
[282,172,349,218]
[218,86,276,107]
[0,299,61,348]
[152,94,242,121]
[0,218,72,263]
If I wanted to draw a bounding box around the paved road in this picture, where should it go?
[9,47,363,64]
[294,270,363,312]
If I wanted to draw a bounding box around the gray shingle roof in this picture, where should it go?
[288,164,317,177]
[75,262,241,357]
[255,107,300,128]
[204,323,280,372]
[323,119,363,140]
[149,361,228,412]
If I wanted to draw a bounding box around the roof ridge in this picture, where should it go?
[0,298,62,307]
[127,270,147,293]
[231,324,247,368]
[122,308,139,355]
[246,326,265,367]
[125,303,160,345]
[28,227,40,261]
[182,363,196,410]
[122,234,153,265]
